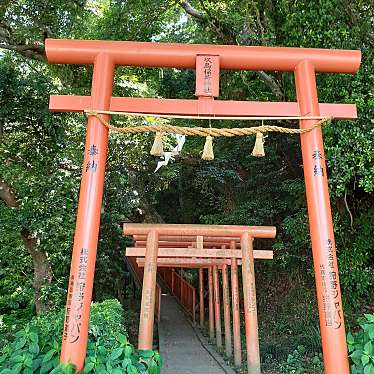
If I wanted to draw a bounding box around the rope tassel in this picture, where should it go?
[150,132,164,157]
[251,132,265,157]
[202,135,214,160]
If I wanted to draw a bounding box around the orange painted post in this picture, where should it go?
[187,286,190,315]
[213,265,222,349]
[60,54,115,371]
[172,269,175,294]
[295,61,349,374]
[138,230,159,350]
[199,268,205,328]
[177,274,181,300]
[241,232,260,374]
[185,281,188,307]
[157,287,161,323]
[222,263,232,358]
[230,241,242,367]
[208,267,215,341]
[181,272,184,305]
[192,288,196,324]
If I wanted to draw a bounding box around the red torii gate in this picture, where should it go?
[124,223,276,374]
[131,233,275,368]
[44,38,361,373]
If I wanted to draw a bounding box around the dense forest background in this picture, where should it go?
[0,1,373,373]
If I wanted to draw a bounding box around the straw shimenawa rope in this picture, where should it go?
[85,110,332,137]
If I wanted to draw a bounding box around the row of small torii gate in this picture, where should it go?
[125,223,276,374]
[44,38,361,373]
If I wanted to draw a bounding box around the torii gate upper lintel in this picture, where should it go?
[45,38,361,374]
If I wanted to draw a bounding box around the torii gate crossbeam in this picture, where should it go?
[44,38,361,374]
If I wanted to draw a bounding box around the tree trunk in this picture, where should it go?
[0,179,53,313]
[21,229,53,313]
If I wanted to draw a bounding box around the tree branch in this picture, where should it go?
[0,179,17,208]
[0,179,52,313]
[344,190,354,230]
[256,70,284,100]
[0,20,46,61]
[180,1,204,19]
[0,40,46,61]
[1,145,34,169]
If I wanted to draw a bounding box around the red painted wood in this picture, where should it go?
[49,95,357,120]
[45,39,361,73]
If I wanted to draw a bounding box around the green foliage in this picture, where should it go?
[0,300,161,373]
[0,0,87,45]
[347,314,374,374]
[271,345,323,374]
[0,53,82,314]
[337,209,374,305]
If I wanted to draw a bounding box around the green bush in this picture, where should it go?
[338,209,374,307]
[347,314,374,374]
[271,345,323,374]
[0,299,162,373]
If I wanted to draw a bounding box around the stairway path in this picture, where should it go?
[158,292,231,374]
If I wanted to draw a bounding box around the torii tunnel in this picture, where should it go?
[124,224,276,373]
[44,38,361,373]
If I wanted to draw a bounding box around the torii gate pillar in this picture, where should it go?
[295,60,349,373]
[59,54,114,370]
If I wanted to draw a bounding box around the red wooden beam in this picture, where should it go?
[134,241,242,248]
[123,223,276,239]
[49,95,357,120]
[45,39,361,73]
[127,247,243,258]
[127,248,273,259]
[136,258,244,267]
[133,235,241,243]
